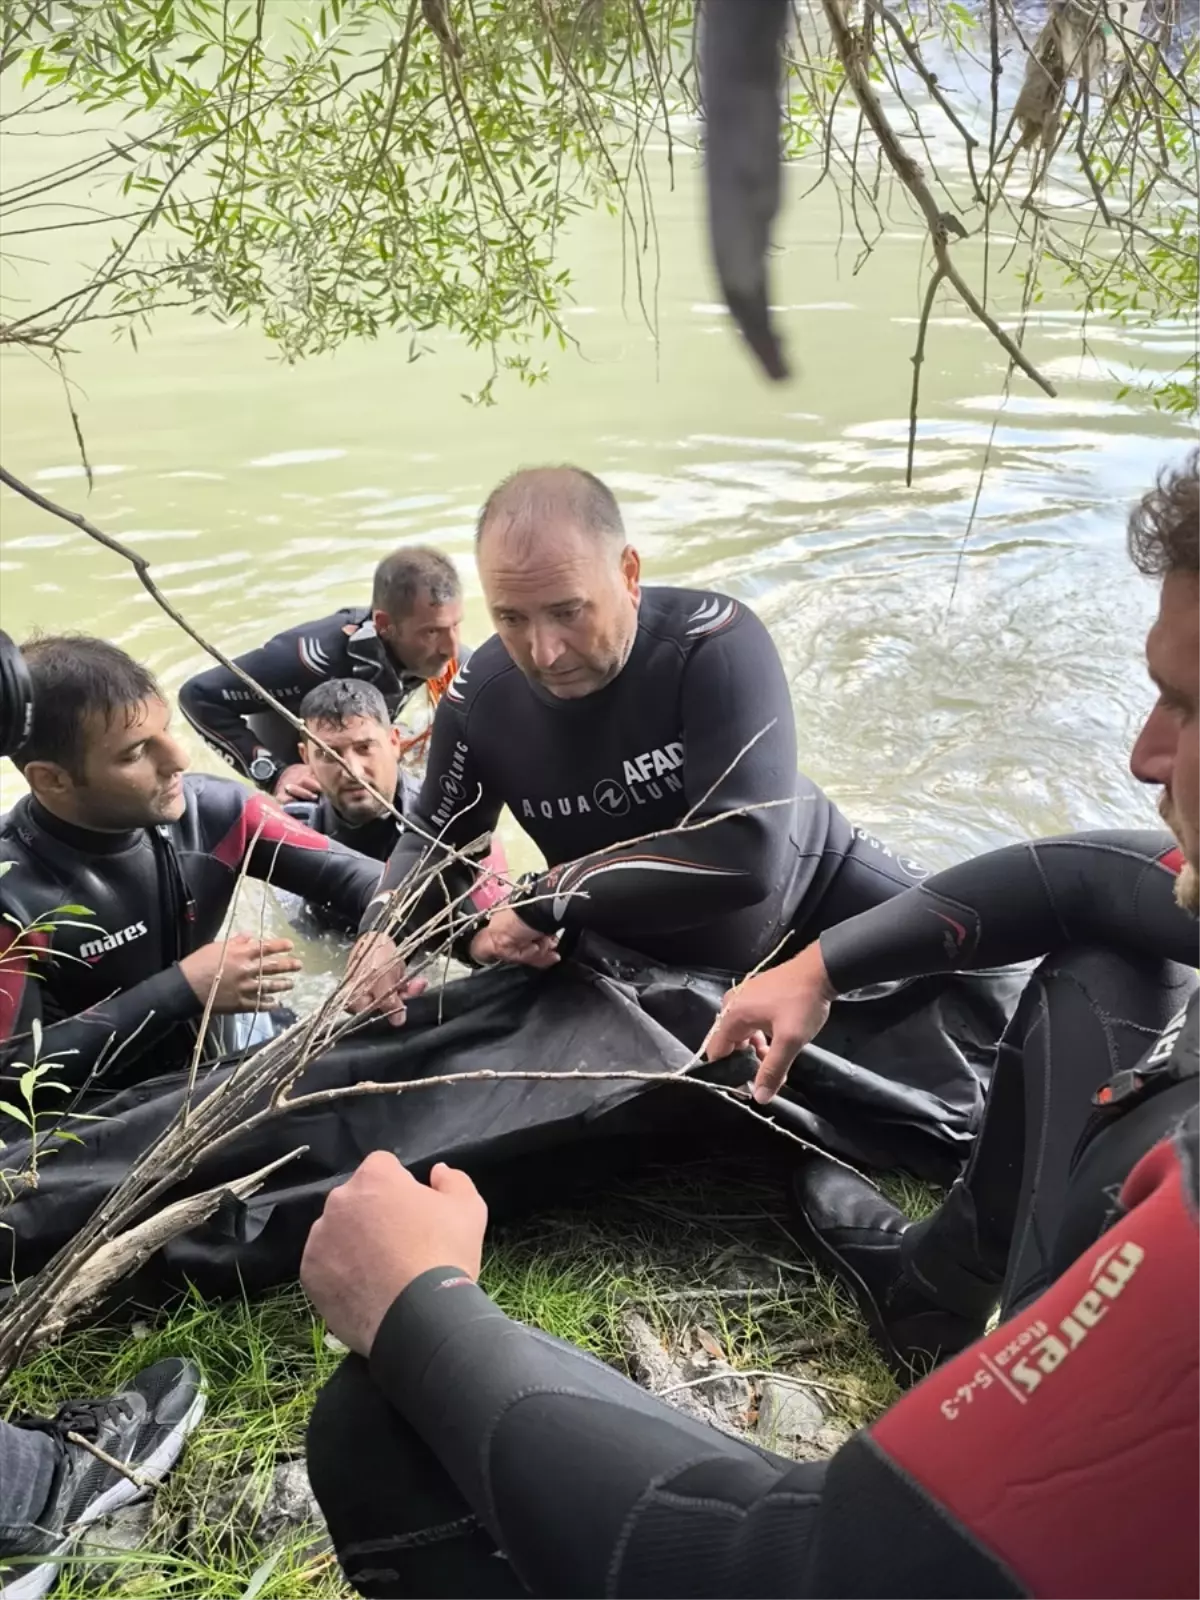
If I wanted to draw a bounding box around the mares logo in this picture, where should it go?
[1007,1239,1145,1398]
[80,921,149,963]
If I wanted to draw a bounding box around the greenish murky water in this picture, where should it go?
[2,54,1193,969]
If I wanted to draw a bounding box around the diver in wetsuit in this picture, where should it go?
[283,678,508,935]
[707,453,1200,1374]
[179,546,465,802]
[287,679,424,870]
[0,636,382,1094]
[294,468,1199,1599]
[346,466,930,1017]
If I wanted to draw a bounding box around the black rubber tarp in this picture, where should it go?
[0,938,1017,1303]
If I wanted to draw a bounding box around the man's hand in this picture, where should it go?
[273,763,321,803]
[179,935,303,1012]
[344,930,428,1027]
[703,941,837,1104]
[301,1151,488,1356]
[469,906,560,969]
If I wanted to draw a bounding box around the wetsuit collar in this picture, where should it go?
[27,796,143,856]
[346,618,423,694]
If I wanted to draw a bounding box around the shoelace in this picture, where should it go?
[10,1395,134,1441]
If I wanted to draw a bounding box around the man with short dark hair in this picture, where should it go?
[0,636,382,1091]
[294,679,420,863]
[179,546,465,802]
[349,465,939,1015]
[288,678,509,936]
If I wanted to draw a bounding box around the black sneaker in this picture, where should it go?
[0,1356,205,1600]
[788,1152,986,1382]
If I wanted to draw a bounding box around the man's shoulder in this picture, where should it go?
[0,797,32,871]
[263,608,366,657]
[175,772,252,835]
[441,635,516,715]
[639,586,765,652]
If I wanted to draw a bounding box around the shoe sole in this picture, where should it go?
[786,1197,913,1381]
[0,1385,207,1600]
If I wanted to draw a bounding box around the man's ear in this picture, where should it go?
[621,544,641,602]
[20,758,72,801]
[298,739,313,768]
[372,608,394,641]
[387,725,404,754]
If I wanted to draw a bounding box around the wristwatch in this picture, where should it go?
[249,753,279,787]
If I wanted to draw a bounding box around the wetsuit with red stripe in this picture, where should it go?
[364,587,926,973]
[0,777,381,1092]
[309,1090,1199,1598]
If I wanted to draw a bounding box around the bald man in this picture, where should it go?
[347,465,928,1011]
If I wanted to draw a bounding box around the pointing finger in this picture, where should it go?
[751,1032,802,1104]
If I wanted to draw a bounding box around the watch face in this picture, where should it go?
[250,756,276,782]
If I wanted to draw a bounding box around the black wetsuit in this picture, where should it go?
[0,777,381,1094]
[365,587,925,973]
[285,777,421,934]
[179,610,450,786]
[307,831,1199,1599]
[820,829,1199,1311]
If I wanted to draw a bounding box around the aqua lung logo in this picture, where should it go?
[520,744,684,822]
[431,741,470,827]
[594,779,629,817]
[80,921,148,963]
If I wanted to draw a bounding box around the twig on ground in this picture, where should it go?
[65,1431,153,1493]
[657,1367,863,1402]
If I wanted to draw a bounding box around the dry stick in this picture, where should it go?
[232,1068,871,1185]
[657,1368,863,1402]
[182,811,272,1123]
[815,0,1055,421]
[905,266,946,488]
[65,1432,152,1493]
[866,0,985,202]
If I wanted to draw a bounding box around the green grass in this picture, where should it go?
[3,1158,937,1595]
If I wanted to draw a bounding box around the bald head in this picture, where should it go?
[476,466,640,699]
[476,466,625,554]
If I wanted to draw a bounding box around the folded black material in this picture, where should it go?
[0,936,1015,1305]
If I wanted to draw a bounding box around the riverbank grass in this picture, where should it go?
[5,1162,935,1596]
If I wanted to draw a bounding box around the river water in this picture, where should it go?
[1,48,1194,938]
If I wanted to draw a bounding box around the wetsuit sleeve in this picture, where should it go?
[0,919,200,1089]
[179,633,320,783]
[516,610,797,939]
[848,1108,1199,1599]
[363,1109,1198,1599]
[205,788,383,919]
[820,830,1196,994]
[359,696,503,939]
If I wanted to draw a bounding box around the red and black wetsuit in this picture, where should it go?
[306,830,1198,1598]
[309,1029,1198,1598]
[0,777,381,1093]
